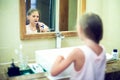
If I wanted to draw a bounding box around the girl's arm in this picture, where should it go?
[50,48,84,76]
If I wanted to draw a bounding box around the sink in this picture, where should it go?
[35,46,78,79]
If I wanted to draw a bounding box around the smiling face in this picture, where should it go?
[28,11,39,25]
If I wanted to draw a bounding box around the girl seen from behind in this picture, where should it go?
[51,13,106,80]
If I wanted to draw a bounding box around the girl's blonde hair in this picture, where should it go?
[27,8,40,16]
[79,13,103,43]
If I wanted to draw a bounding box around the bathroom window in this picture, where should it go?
[31,0,37,8]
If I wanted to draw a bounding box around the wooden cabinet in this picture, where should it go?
[0,72,49,80]
[8,74,49,80]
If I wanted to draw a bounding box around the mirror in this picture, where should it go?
[26,0,56,33]
[20,0,86,40]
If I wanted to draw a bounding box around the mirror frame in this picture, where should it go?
[20,0,86,40]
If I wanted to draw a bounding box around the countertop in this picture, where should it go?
[0,60,120,80]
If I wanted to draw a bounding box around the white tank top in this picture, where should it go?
[70,45,106,80]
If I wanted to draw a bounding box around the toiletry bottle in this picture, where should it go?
[112,49,119,60]
[19,44,27,70]
[19,44,24,69]
[7,59,20,76]
[41,24,44,28]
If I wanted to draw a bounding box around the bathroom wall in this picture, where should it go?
[68,0,77,31]
[102,0,120,52]
[0,0,120,65]
[86,0,120,53]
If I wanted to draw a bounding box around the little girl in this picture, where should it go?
[26,9,49,34]
[51,13,106,80]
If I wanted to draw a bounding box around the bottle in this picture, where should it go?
[19,44,28,70]
[41,24,44,28]
[112,49,119,60]
[7,59,20,76]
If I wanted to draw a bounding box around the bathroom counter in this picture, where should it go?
[0,60,120,80]
[105,60,120,80]
[106,60,120,73]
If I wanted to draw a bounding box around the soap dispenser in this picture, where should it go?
[7,59,20,77]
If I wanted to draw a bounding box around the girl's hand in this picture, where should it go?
[38,22,49,32]
[56,55,65,63]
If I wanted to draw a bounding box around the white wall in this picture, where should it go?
[86,0,120,53]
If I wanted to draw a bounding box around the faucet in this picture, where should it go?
[56,32,65,48]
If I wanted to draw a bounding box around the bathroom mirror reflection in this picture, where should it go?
[20,0,86,39]
[25,0,77,34]
[25,0,56,34]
